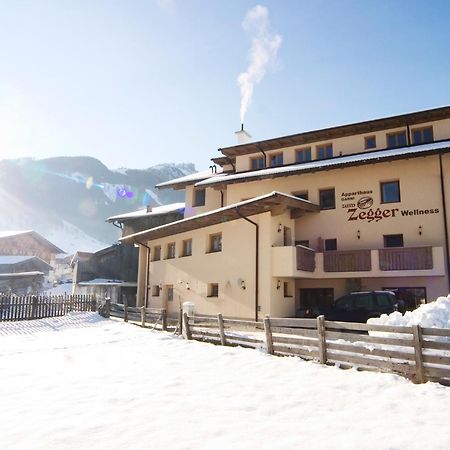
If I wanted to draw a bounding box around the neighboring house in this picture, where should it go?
[0,255,53,295]
[121,105,450,320]
[0,231,64,264]
[49,254,74,284]
[71,244,138,306]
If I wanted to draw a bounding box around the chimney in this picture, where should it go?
[146,205,153,213]
[235,123,252,145]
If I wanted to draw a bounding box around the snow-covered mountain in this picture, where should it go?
[0,157,195,253]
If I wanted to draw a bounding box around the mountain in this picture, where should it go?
[0,157,195,253]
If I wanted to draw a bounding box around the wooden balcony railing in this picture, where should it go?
[379,246,433,271]
[323,249,372,272]
[296,246,316,272]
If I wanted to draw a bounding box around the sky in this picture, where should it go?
[0,0,449,171]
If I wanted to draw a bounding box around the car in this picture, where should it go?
[307,291,398,323]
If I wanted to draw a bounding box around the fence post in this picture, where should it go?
[105,298,111,318]
[178,305,183,335]
[123,296,128,322]
[317,315,327,364]
[182,312,192,340]
[90,294,97,312]
[31,295,38,320]
[162,309,167,331]
[217,313,226,346]
[412,324,425,383]
[140,306,146,327]
[264,315,274,355]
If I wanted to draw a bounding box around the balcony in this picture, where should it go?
[271,245,445,278]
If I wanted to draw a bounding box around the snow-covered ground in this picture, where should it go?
[1,313,449,450]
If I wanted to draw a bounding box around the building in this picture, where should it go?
[122,105,450,320]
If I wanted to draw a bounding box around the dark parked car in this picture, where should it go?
[307,291,398,323]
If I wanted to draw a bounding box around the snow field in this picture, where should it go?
[0,313,449,450]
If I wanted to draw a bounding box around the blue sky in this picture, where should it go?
[0,0,449,171]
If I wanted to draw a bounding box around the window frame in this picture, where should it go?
[386,130,407,149]
[316,143,333,160]
[380,180,400,204]
[412,126,433,145]
[324,238,337,251]
[152,285,161,297]
[193,188,206,207]
[383,234,404,248]
[208,233,222,253]
[364,135,376,149]
[207,283,219,298]
[181,239,192,257]
[166,242,176,259]
[319,188,336,210]
[296,147,312,163]
[250,156,265,170]
[152,245,161,262]
[269,152,284,167]
[166,285,174,302]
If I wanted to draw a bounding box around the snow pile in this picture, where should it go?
[1,313,450,450]
[368,295,450,341]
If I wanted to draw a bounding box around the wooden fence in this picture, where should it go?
[0,294,97,321]
[180,313,450,385]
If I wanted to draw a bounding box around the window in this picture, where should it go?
[335,295,353,310]
[296,148,312,163]
[319,188,335,210]
[152,246,161,261]
[209,233,222,253]
[387,131,407,148]
[251,156,265,170]
[365,136,376,149]
[381,180,400,203]
[375,293,392,307]
[193,189,206,207]
[152,285,161,297]
[283,282,292,298]
[182,239,192,257]
[166,285,174,302]
[293,191,308,200]
[166,242,176,259]
[269,153,283,167]
[208,283,219,297]
[384,234,404,248]
[317,144,333,160]
[324,238,337,251]
[412,126,433,145]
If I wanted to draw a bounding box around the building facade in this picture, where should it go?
[123,106,450,320]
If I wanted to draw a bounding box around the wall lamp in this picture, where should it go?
[186,282,190,290]
[418,225,423,236]
[357,230,361,240]
[277,224,283,233]
[276,280,281,290]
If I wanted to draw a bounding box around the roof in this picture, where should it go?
[197,139,450,189]
[155,169,223,190]
[107,202,185,222]
[0,230,64,254]
[0,255,53,271]
[218,105,450,158]
[121,191,319,243]
[0,271,44,279]
[77,278,137,287]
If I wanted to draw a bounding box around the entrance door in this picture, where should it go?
[297,288,334,317]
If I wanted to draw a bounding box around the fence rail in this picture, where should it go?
[0,294,96,321]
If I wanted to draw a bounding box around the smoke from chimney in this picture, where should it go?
[237,5,282,124]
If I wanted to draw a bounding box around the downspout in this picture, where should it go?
[235,207,259,322]
[257,144,267,168]
[220,190,224,207]
[136,240,151,308]
[438,152,450,292]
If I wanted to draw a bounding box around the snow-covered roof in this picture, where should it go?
[77,278,137,287]
[0,271,44,278]
[197,140,450,188]
[155,169,223,190]
[0,230,64,254]
[107,202,185,222]
[121,191,319,243]
[0,255,34,264]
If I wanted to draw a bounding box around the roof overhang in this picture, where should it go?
[120,191,319,244]
[198,140,450,189]
[218,105,450,158]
